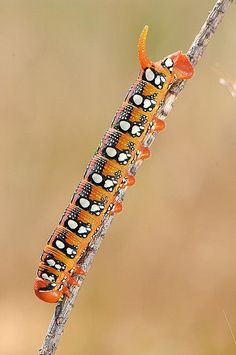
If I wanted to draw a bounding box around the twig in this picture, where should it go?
[39,1,234,353]
[223,309,236,346]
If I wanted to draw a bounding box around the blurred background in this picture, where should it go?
[0,1,236,354]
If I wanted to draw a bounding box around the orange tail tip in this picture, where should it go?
[34,277,61,303]
[170,51,194,80]
[138,25,153,69]
[34,289,61,303]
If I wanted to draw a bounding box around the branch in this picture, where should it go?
[39,1,234,353]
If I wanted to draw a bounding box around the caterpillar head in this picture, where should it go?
[138,25,193,81]
[34,277,64,303]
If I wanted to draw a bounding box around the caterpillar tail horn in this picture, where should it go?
[138,25,153,69]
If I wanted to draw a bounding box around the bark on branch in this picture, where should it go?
[39,1,234,353]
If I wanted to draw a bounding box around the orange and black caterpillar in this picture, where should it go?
[34,26,194,303]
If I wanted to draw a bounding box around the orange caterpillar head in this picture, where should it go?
[138,25,194,81]
[34,277,68,303]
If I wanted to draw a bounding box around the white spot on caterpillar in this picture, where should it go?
[133,94,143,105]
[41,273,49,280]
[106,147,117,158]
[143,99,151,109]
[120,120,130,131]
[79,197,90,209]
[67,219,78,230]
[47,259,56,267]
[66,247,74,255]
[92,173,103,184]
[131,125,141,136]
[78,226,88,235]
[104,179,114,189]
[90,204,100,212]
[155,76,161,85]
[165,58,173,68]
[55,240,65,249]
[118,153,128,163]
[155,75,165,88]
[145,68,155,81]
[42,273,55,282]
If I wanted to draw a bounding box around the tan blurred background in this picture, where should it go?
[0,1,236,354]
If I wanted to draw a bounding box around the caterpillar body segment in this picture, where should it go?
[96,128,137,166]
[71,180,109,217]
[34,26,193,303]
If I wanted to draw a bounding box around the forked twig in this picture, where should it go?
[39,1,234,353]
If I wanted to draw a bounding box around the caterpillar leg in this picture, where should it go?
[65,272,79,286]
[126,174,135,186]
[138,146,151,160]
[74,265,86,276]
[121,174,135,187]
[152,117,165,132]
[107,201,123,216]
[111,201,122,214]
[63,285,71,297]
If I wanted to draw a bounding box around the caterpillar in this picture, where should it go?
[34,26,194,303]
